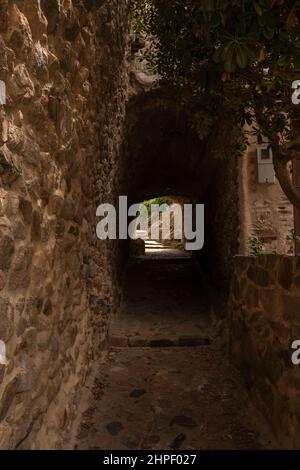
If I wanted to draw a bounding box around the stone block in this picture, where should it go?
[294,274,300,291]
[261,346,284,385]
[0,270,5,290]
[245,284,259,309]
[0,297,13,341]
[260,288,282,320]
[31,210,41,241]
[0,376,19,421]
[247,265,270,287]
[13,219,26,241]
[8,246,33,290]
[19,198,33,225]
[283,295,300,323]
[40,0,60,34]
[42,299,52,316]
[278,257,293,290]
[0,1,8,33]
[264,254,280,271]
[0,235,14,271]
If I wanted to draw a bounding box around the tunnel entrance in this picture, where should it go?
[122,91,241,292]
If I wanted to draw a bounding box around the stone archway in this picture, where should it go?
[124,91,240,290]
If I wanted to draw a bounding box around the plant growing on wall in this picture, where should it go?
[132,0,300,208]
[248,235,264,256]
[288,228,300,242]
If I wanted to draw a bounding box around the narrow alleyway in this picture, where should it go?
[72,256,275,450]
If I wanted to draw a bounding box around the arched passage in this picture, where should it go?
[108,89,241,359]
[125,92,216,204]
[123,91,240,291]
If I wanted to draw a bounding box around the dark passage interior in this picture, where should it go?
[124,91,241,292]
[110,256,216,348]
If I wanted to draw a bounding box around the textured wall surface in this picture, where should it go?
[227,255,300,448]
[202,152,240,292]
[239,134,294,256]
[0,0,129,449]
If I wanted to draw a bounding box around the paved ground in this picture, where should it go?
[72,256,275,450]
[142,240,191,260]
[110,257,218,347]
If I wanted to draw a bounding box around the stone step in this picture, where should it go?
[110,334,211,348]
[129,256,193,265]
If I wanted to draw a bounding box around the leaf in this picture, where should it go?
[220,12,226,27]
[211,12,221,28]
[286,9,297,29]
[253,1,263,16]
[265,13,276,29]
[236,45,248,69]
[278,31,289,42]
[224,45,236,73]
[294,54,300,72]
[263,26,275,40]
[277,55,288,67]
[258,48,266,62]
[222,41,233,61]
[244,44,257,60]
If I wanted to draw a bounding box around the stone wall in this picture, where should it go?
[239,132,294,256]
[0,0,129,449]
[227,255,300,448]
[202,152,240,293]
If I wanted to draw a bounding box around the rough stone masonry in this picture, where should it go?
[227,255,300,449]
[0,0,129,449]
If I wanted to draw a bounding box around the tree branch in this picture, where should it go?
[284,134,300,151]
[273,154,300,209]
[278,146,300,162]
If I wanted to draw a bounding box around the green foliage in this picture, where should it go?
[248,235,263,257]
[288,228,300,243]
[131,0,300,150]
[131,0,151,34]
[143,197,172,223]
[144,197,172,212]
